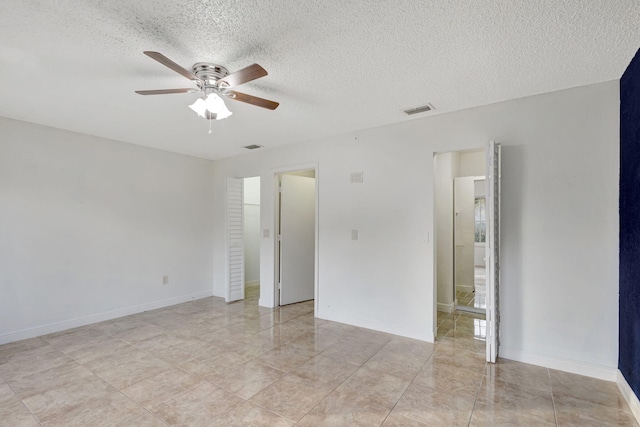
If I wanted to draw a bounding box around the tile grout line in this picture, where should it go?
[449,312,486,427]
[6,379,45,427]
[548,367,559,426]
[3,342,78,426]
[34,352,166,427]
[466,365,488,427]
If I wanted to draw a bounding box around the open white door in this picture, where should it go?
[279,175,315,305]
[225,177,245,303]
[486,141,501,362]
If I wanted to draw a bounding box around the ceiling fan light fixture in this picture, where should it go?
[188,98,208,118]
[189,93,232,120]
[205,93,232,119]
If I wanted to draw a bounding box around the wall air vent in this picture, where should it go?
[243,144,263,150]
[404,103,435,115]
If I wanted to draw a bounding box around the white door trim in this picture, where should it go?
[486,140,501,363]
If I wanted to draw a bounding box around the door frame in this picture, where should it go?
[486,141,501,363]
[271,162,319,313]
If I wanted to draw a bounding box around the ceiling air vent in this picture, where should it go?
[243,144,263,150]
[404,103,435,115]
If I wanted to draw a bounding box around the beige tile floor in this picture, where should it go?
[457,267,487,311]
[0,291,637,426]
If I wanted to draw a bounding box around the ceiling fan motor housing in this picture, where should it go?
[192,63,230,88]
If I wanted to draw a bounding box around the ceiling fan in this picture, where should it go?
[136,51,279,120]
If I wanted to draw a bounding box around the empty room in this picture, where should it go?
[2,1,640,426]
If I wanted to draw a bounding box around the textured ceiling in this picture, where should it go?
[0,0,639,160]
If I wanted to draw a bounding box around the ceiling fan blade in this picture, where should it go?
[227,90,279,110]
[143,51,201,82]
[135,88,198,95]
[218,64,267,88]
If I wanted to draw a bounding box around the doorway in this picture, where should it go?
[434,149,487,315]
[275,169,317,307]
[434,144,501,363]
[433,145,501,362]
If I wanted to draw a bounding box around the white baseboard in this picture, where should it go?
[316,310,435,343]
[245,280,260,288]
[0,290,214,345]
[499,345,618,381]
[437,302,455,313]
[617,370,640,424]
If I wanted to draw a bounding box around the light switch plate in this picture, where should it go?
[351,229,358,240]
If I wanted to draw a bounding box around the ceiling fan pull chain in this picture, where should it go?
[208,117,213,135]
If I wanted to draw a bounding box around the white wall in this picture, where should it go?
[435,152,459,312]
[0,118,215,343]
[212,80,619,374]
[454,177,475,292]
[243,176,261,205]
[459,149,486,177]
[243,177,261,284]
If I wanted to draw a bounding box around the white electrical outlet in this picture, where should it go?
[263,229,270,238]
[351,229,359,240]
[162,275,169,285]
